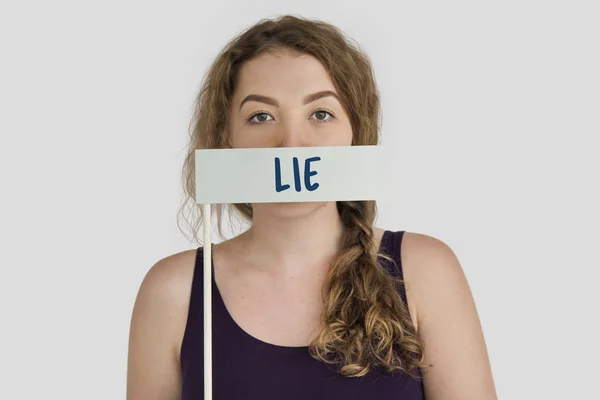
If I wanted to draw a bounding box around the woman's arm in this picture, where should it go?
[403,232,498,399]
[127,254,190,399]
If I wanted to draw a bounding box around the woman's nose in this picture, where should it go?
[276,126,307,148]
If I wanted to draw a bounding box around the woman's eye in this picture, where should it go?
[248,110,334,124]
[311,110,334,122]
[248,113,274,124]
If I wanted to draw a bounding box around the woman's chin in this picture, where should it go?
[253,201,328,218]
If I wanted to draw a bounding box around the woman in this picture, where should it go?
[127,15,497,399]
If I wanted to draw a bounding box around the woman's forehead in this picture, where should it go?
[233,52,336,100]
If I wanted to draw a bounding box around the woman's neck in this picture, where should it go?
[238,201,345,277]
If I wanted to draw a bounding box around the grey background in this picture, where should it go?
[1,0,598,398]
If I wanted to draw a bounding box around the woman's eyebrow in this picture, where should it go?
[239,90,339,110]
[303,90,339,105]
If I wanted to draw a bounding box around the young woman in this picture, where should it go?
[127,15,497,399]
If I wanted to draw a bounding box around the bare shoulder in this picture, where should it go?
[400,231,471,311]
[126,248,198,400]
[400,231,457,268]
[400,231,498,399]
[140,248,198,303]
[396,232,459,331]
[143,248,199,358]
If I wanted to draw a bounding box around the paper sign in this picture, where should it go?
[195,145,384,204]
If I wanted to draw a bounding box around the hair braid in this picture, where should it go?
[308,200,426,379]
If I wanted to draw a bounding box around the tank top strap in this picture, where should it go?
[187,244,218,322]
[378,230,408,306]
[180,245,208,381]
[188,246,206,313]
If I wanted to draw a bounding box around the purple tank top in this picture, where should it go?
[180,230,425,399]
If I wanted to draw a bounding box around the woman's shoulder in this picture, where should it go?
[400,231,457,265]
[396,231,497,396]
[399,230,479,338]
[132,247,201,364]
[141,248,200,303]
[382,229,458,282]
[127,246,202,397]
[392,231,466,329]
[400,231,464,290]
[142,239,240,362]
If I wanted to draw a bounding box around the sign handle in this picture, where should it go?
[203,203,212,400]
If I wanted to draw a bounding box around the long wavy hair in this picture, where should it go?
[177,14,426,379]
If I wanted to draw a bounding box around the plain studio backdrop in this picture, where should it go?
[1,1,598,399]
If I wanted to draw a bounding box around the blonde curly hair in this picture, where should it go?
[177,15,426,379]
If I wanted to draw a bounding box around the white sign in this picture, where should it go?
[195,145,384,203]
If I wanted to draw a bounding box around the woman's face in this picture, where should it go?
[227,49,353,149]
[227,49,354,217]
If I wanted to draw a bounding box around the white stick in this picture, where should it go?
[203,203,212,400]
